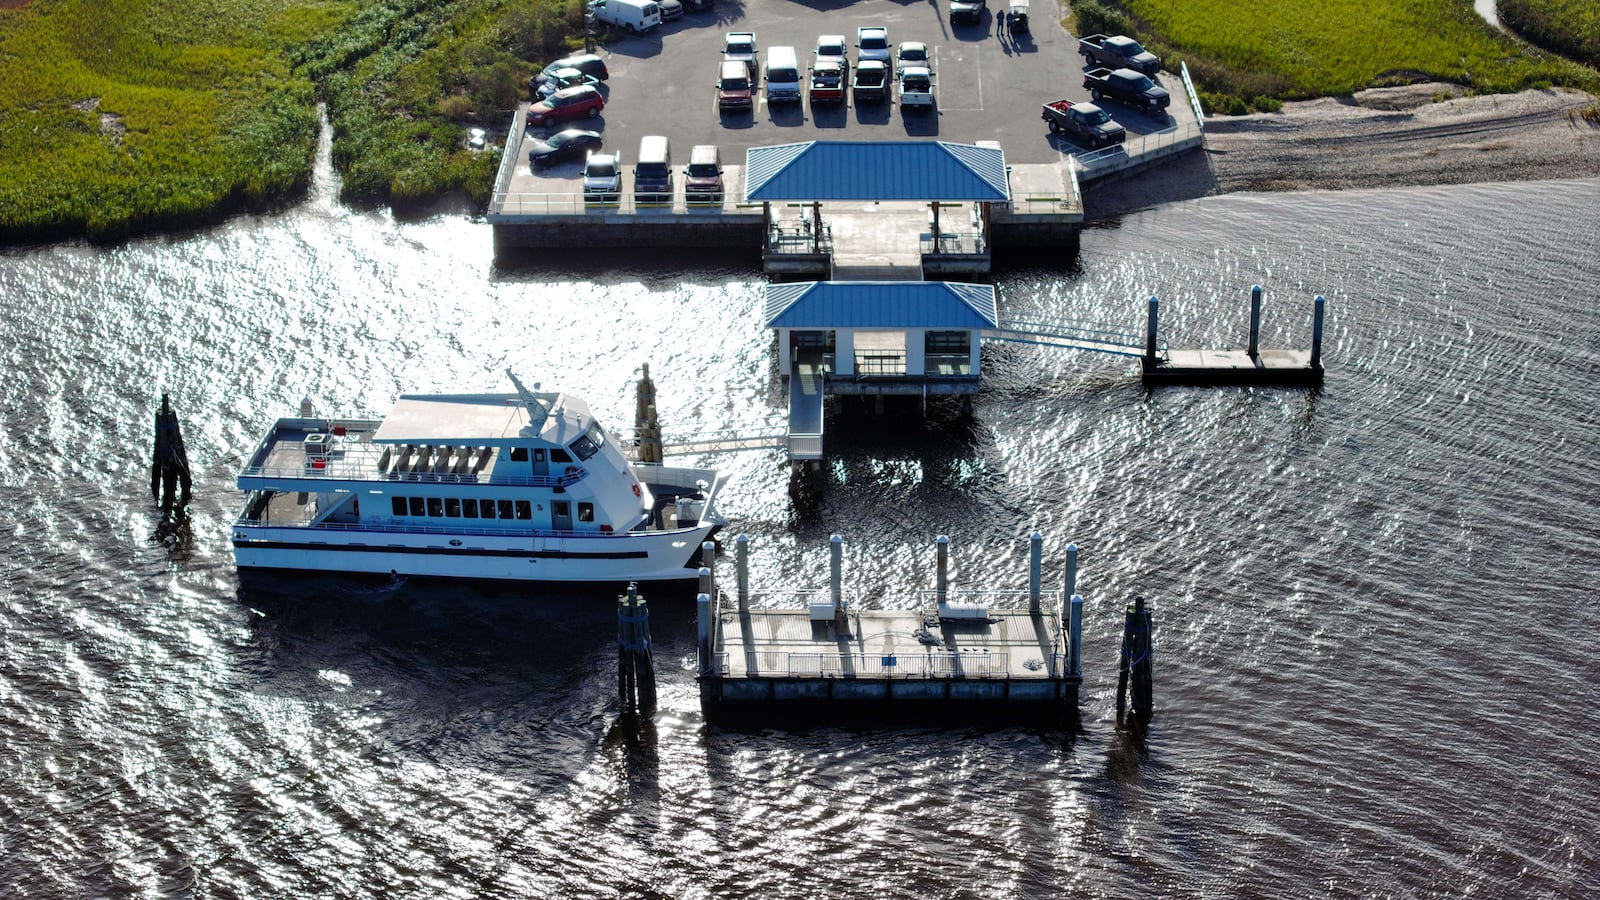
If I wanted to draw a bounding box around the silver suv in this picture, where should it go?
[582,152,622,203]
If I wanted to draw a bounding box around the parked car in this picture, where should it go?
[533,53,610,86]
[1041,100,1126,148]
[528,129,603,168]
[814,34,847,68]
[684,144,724,204]
[535,66,599,99]
[856,26,890,63]
[1079,34,1161,76]
[658,0,684,19]
[723,32,758,77]
[896,65,934,110]
[895,41,930,76]
[529,84,605,128]
[716,59,754,110]
[949,0,985,26]
[809,59,847,105]
[583,151,623,202]
[1082,66,1170,113]
[851,59,889,103]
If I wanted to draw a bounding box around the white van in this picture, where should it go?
[589,0,661,33]
[764,46,801,104]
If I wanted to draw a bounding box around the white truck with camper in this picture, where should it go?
[589,0,662,33]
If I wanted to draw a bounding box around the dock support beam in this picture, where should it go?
[1310,294,1326,369]
[830,534,846,630]
[1248,285,1262,358]
[1144,296,1160,367]
[735,534,750,613]
[1028,532,1043,615]
[1116,595,1154,720]
[935,535,950,604]
[697,592,713,676]
[617,583,657,717]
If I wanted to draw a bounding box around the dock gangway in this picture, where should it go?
[984,317,1162,358]
[787,357,826,461]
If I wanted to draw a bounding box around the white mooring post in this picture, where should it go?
[1248,284,1263,358]
[1069,594,1084,677]
[1310,294,1326,369]
[1145,296,1160,361]
[735,533,750,613]
[1063,543,1079,602]
[699,566,713,603]
[702,540,716,591]
[1028,532,1043,615]
[936,535,950,604]
[829,534,843,611]
[696,592,712,676]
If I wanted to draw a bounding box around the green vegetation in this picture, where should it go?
[1073,0,1600,115]
[1499,0,1600,69]
[0,0,580,241]
[0,0,320,240]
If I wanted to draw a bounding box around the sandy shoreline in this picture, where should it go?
[1082,85,1600,218]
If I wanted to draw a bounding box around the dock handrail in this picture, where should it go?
[704,649,1015,679]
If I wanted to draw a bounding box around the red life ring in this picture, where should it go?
[565,466,579,477]
[631,483,641,497]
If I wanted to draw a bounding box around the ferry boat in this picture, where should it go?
[232,374,725,583]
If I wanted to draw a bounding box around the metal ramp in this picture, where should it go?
[827,203,927,282]
[985,317,1156,357]
[788,353,826,461]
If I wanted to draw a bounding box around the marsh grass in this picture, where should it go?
[1,0,575,240]
[1498,0,1600,70]
[1077,0,1600,115]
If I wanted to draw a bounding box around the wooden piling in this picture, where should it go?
[735,534,750,613]
[935,535,950,603]
[1248,284,1262,358]
[1311,294,1326,369]
[1028,532,1043,615]
[150,393,192,518]
[617,582,657,717]
[1116,595,1154,720]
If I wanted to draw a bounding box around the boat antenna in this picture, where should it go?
[505,369,549,432]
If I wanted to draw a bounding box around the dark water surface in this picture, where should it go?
[2,175,1598,898]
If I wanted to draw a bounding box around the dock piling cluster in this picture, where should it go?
[1115,595,1155,721]
[150,393,192,522]
[617,582,658,717]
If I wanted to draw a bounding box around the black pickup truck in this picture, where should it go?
[1082,66,1170,113]
[851,60,889,103]
[1041,100,1126,148]
[1078,34,1161,76]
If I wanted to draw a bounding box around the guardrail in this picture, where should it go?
[489,192,763,217]
[707,650,1015,678]
[491,105,526,199]
[1181,60,1206,127]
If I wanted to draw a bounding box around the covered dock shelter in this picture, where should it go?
[746,141,1011,278]
[766,281,998,459]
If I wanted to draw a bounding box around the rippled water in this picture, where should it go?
[2,176,1598,897]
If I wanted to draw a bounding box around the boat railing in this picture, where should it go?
[231,517,697,537]
[240,438,589,488]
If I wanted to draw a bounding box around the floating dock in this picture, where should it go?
[695,534,1085,726]
[1140,289,1326,387]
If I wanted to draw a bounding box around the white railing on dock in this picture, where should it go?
[1181,61,1206,127]
[490,192,761,217]
[1074,122,1205,181]
[708,650,1014,679]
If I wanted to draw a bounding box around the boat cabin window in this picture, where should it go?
[462,499,478,518]
[515,500,532,520]
[392,497,407,516]
[551,448,573,464]
[409,497,426,516]
[510,447,530,462]
[569,423,606,461]
[480,499,497,518]
[445,498,461,517]
[427,498,443,517]
[578,502,594,522]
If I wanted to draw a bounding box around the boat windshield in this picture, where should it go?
[569,422,606,460]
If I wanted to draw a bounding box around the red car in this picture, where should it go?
[529,84,605,128]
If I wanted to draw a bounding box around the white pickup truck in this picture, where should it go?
[896,66,934,109]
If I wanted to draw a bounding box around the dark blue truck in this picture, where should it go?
[1082,66,1170,114]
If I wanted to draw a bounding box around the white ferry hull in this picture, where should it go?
[232,521,720,583]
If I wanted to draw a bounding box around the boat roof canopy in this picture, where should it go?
[371,392,591,446]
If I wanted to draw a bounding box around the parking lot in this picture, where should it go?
[505,0,1191,192]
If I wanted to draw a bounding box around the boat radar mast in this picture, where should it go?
[505,369,550,433]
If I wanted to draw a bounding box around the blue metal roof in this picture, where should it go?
[765,282,999,329]
[745,142,1009,202]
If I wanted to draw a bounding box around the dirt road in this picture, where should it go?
[1082,85,1600,218]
